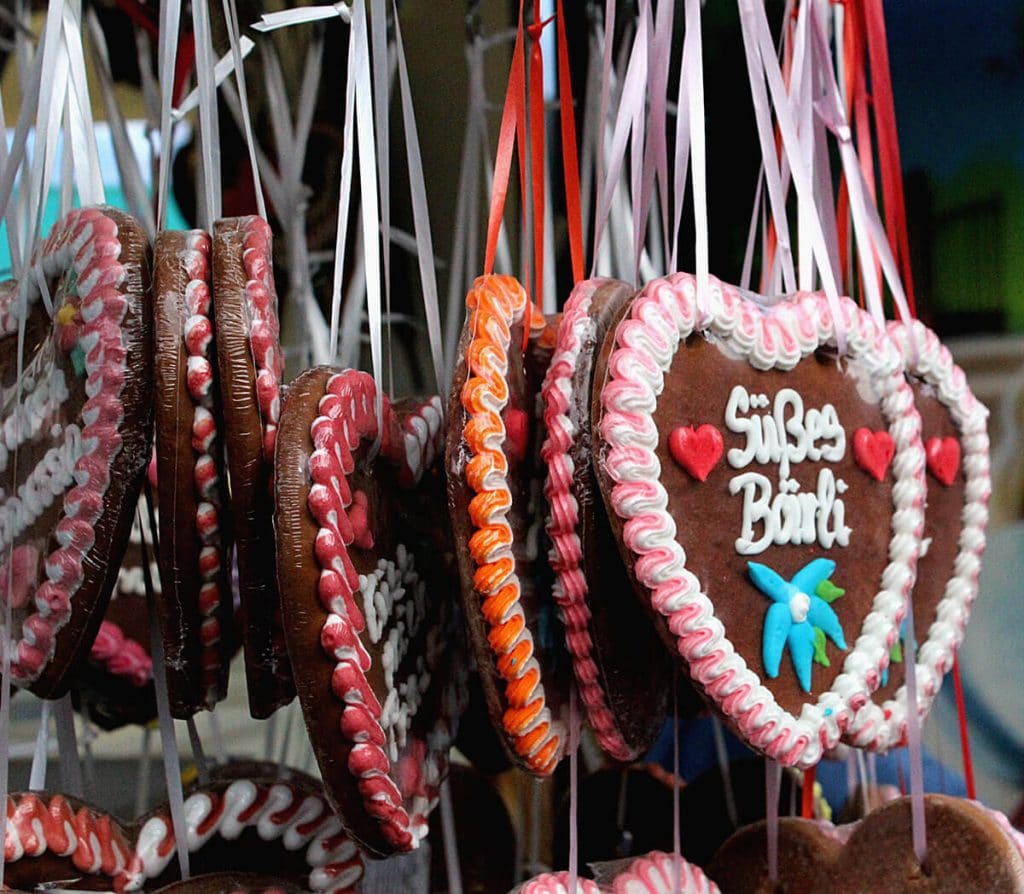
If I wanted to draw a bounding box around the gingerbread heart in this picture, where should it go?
[594,273,926,767]
[122,770,364,894]
[72,495,156,730]
[212,216,293,718]
[0,206,153,696]
[154,229,235,716]
[709,796,1024,893]
[541,278,674,762]
[446,275,572,776]
[275,368,464,857]
[3,790,136,891]
[844,319,990,751]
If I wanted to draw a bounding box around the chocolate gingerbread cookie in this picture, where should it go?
[593,273,927,767]
[845,318,990,750]
[708,796,1024,893]
[446,275,571,776]
[153,873,306,894]
[275,367,464,856]
[541,277,673,761]
[212,216,292,718]
[154,229,234,716]
[0,206,152,697]
[123,770,364,894]
[3,790,135,891]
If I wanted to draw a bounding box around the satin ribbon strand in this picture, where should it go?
[190,0,222,230]
[765,759,781,883]
[393,0,444,394]
[172,37,256,121]
[155,0,183,229]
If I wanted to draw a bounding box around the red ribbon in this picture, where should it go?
[556,0,584,285]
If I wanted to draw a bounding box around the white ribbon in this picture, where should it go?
[156,0,183,229]
[253,4,352,32]
[191,0,222,230]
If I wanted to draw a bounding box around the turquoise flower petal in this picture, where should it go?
[787,621,817,693]
[763,602,791,679]
[748,562,793,604]
[791,558,836,596]
[807,597,847,650]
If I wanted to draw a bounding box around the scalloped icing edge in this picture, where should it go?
[541,278,638,761]
[610,851,720,894]
[1,207,134,685]
[597,272,927,768]
[843,318,990,751]
[455,274,565,775]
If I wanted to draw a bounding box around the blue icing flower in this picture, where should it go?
[749,558,848,694]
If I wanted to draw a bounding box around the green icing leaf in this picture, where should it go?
[816,579,845,604]
[813,627,830,667]
[890,637,903,665]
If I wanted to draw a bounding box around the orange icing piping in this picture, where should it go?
[459,274,563,775]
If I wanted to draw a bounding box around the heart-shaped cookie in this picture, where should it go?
[3,790,136,891]
[541,278,674,762]
[446,275,572,776]
[594,273,926,767]
[275,367,464,856]
[0,206,153,696]
[154,229,235,716]
[212,216,293,718]
[708,796,1024,893]
[122,771,364,894]
[844,319,990,751]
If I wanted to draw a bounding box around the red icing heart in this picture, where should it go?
[925,436,961,486]
[853,428,895,481]
[669,425,724,482]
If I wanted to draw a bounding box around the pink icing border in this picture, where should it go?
[306,371,446,852]
[178,230,229,706]
[4,791,133,877]
[517,871,601,894]
[238,217,283,463]
[598,272,927,768]
[88,619,152,687]
[845,319,991,751]
[541,278,636,761]
[1,208,135,685]
[611,851,720,894]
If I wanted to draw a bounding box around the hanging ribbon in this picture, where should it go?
[156,0,183,229]
[567,685,580,894]
[393,1,444,394]
[555,0,584,284]
[173,37,256,120]
[439,777,463,894]
[765,759,781,883]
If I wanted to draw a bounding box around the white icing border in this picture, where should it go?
[844,318,990,750]
[597,272,926,768]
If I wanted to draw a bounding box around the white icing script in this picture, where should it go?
[724,386,851,556]
[358,544,431,764]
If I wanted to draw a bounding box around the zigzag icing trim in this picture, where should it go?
[4,792,133,877]
[517,871,601,894]
[179,230,228,706]
[540,278,635,761]
[0,208,132,684]
[308,371,447,851]
[599,272,926,768]
[844,318,990,751]
[610,851,720,894]
[459,274,564,775]
[120,779,363,893]
[239,217,283,463]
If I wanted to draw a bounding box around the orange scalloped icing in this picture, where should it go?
[459,275,563,775]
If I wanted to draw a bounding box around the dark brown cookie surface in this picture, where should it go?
[212,215,292,718]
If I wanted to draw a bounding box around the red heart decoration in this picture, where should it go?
[926,436,961,486]
[669,424,724,482]
[853,428,895,482]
